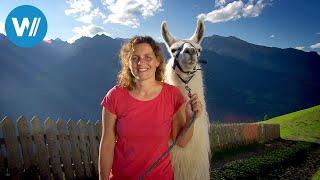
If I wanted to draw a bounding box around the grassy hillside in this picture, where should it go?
[312,169,320,180]
[260,105,320,144]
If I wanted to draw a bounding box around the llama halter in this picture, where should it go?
[172,41,207,97]
[139,41,206,180]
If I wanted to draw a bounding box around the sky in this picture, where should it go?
[0,0,320,54]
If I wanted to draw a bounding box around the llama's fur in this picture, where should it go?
[162,20,211,180]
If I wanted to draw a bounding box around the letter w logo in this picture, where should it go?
[11,17,41,37]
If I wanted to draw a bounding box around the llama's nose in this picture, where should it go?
[185,48,196,55]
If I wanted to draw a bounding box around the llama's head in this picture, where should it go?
[161,19,205,73]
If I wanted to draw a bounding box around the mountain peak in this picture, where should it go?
[227,35,247,42]
[54,38,64,42]
[73,36,91,44]
[92,33,112,40]
[205,34,248,44]
[73,34,113,45]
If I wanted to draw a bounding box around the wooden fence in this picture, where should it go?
[0,116,101,179]
[0,116,280,179]
[209,123,280,152]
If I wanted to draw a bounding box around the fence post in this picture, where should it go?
[17,116,35,169]
[1,116,23,178]
[56,118,74,180]
[77,119,92,177]
[17,115,39,179]
[45,117,63,180]
[87,120,99,176]
[208,124,215,153]
[31,116,50,179]
[95,120,102,141]
[67,119,85,178]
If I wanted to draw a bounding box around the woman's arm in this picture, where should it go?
[171,93,202,148]
[98,107,117,180]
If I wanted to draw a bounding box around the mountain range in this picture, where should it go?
[0,33,319,122]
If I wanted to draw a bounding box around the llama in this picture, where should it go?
[161,19,211,180]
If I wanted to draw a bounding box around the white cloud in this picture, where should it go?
[310,43,320,49]
[198,0,269,23]
[65,0,92,15]
[215,0,227,7]
[242,0,266,17]
[294,46,304,50]
[105,13,140,28]
[76,8,106,24]
[198,1,243,23]
[0,21,6,35]
[270,34,274,38]
[316,32,320,35]
[68,24,110,43]
[65,0,105,24]
[65,0,162,30]
[102,0,163,28]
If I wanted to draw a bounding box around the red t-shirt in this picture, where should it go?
[100,82,186,180]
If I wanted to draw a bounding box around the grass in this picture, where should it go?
[312,169,320,180]
[260,105,320,144]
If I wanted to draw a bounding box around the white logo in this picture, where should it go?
[11,17,41,37]
[5,5,48,48]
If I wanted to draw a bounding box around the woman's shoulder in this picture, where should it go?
[110,84,125,91]
[105,84,127,97]
[162,82,182,93]
[163,82,178,89]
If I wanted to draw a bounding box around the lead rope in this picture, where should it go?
[139,84,196,180]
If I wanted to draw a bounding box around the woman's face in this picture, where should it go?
[129,43,160,81]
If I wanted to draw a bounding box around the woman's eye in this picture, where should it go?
[131,56,139,61]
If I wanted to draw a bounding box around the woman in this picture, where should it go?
[98,36,203,180]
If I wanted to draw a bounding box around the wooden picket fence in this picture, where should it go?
[0,116,101,179]
[0,116,280,179]
[209,123,280,152]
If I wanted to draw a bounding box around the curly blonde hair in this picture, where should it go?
[117,36,166,90]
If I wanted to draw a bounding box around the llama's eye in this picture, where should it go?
[171,49,176,53]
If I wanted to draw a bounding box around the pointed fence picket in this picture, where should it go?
[0,116,280,179]
[31,116,50,179]
[1,116,23,178]
[56,118,74,180]
[0,116,102,179]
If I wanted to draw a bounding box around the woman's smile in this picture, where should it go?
[138,67,149,72]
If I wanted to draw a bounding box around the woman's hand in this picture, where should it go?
[186,93,203,121]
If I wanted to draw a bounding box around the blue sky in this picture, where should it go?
[0,0,319,54]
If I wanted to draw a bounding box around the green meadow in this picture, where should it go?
[260,105,320,144]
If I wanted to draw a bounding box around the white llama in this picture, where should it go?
[161,19,211,180]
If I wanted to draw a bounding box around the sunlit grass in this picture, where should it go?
[312,168,320,180]
[260,105,320,144]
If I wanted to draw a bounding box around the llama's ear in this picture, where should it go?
[190,19,205,43]
[161,21,176,47]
